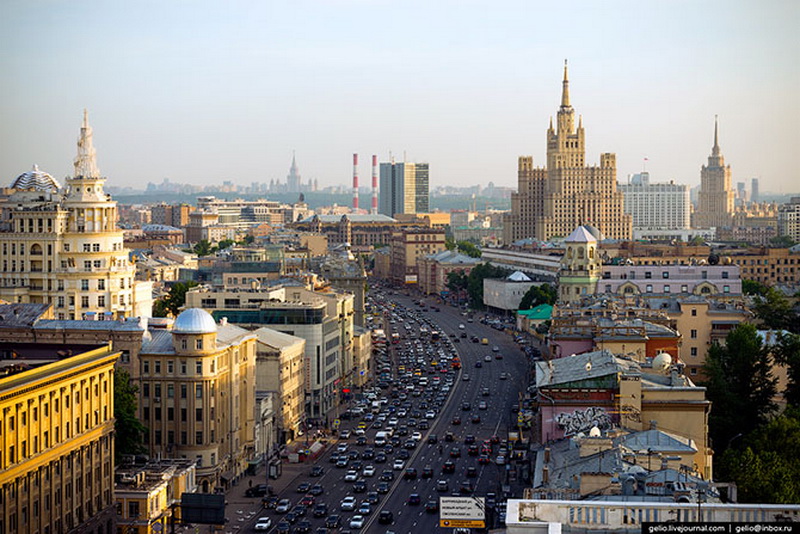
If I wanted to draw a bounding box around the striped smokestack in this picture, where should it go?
[352,153,359,210]
[371,154,378,214]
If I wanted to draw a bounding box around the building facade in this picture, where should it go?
[388,228,447,284]
[692,118,735,229]
[378,162,429,216]
[619,172,690,231]
[417,249,480,296]
[504,63,632,243]
[0,341,119,534]
[0,111,153,320]
[778,197,800,243]
[557,226,603,304]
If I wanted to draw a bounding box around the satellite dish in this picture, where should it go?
[585,361,592,372]
[652,352,672,372]
[589,426,601,437]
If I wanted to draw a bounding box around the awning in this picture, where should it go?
[248,457,264,467]
[219,470,234,483]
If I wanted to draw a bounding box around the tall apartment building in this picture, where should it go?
[692,118,735,229]
[504,63,631,243]
[0,111,153,320]
[778,197,800,243]
[138,309,256,493]
[379,161,429,216]
[151,203,192,228]
[0,338,119,534]
[388,227,447,284]
[619,172,690,235]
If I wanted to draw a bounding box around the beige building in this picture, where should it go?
[388,227,447,284]
[557,225,603,304]
[417,249,480,296]
[0,112,153,320]
[778,197,800,242]
[352,327,372,389]
[692,118,735,229]
[0,339,119,534]
[138,309,256,493]
[253,328,306,443]
[505,63,631,243]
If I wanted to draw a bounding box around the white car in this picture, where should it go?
[388,417,399,427]
[392,459,405,470]
[254,517,272,531]
[341,496,357,511]
[484,355,492,362]
[412,432,423,441]
[344,470,358,482]
[362,465,376,477]
[495,455,506,465]
[354,428,366,436]
[425,411,436,419]
[349,515,365,529]
[337,444,348,453]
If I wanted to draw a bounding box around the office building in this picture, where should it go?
[388,227,447,285]
[778,197,800,242]
[504,63,632,243]
[0,111,153,319]
[692,118,735,229]
[379,161,429,216]
[619,172,690,233]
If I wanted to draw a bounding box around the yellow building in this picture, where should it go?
[0,340,119,534]
[138,309,256,493]
[693,118,735,230]
[388,227,447,284]
[115,459,197,534]
[505,63,631,243]
[0,110,152,320]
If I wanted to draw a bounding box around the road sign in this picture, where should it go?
[439,519,486,528]
[440,496,486,528]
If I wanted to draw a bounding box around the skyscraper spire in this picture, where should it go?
[712,115,720,156]
[73,108,101,178]
[561,59,570,108]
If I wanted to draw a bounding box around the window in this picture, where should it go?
[93,260,101,268]
[84,261,92,271]
[167,384,174,398]
[142,384,150,398]
[81,279,89,290]
[664,285,670,293]
[154,361,161,374]
[92,243,100,252]
[722,271,729,279]
[154,384,161,398]
[196,408,203,421]
[181,409,187,422]
[81,296,89,307]
[195,338,203,350]
[168,407,174,421]
[143,361,149,374]
[691,308,697,316]
[83,244,91,252]
[181,361,187,374]
[690,329,698,339]
[181,339,188,350]
[682,285,688,293]
[691,347,698,356]
[97,279,105,290]
[645,285,653,293]
[196,431,203,445]
[97,295,105,307]
[196,361,202,374]
[168,361,174,373]
[723,285,730,293]
[662,272,669,279]
[645,271,652,279]
[181,431,187,444]
[196,385,202,398]
[181,384,187,398]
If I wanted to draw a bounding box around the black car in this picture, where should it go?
[427,434,438,444]
[356,436,367,446]
[309,484,324,496]
[422,466,434,479]
[378,510,394,524]
[366,491,380,505]
[397,448,410,460]
[324,515,341,529]
[296,520,312,534]
[445,432,455,442]
[353,480,367,493]
[450,447,461,458]
[442,460,456,473]
[404,468,417,480]
[375,452,387,463]
[296,482,311,493]
[377,481,390,494]
[464,434,476,444]
[362,447,375,460]
[425,500,439,513]
[276,521,291,534]
[313,504,328,518]
[466,466,478,478]
[380,470,394,481]
[407,493,421,505]
[459,481,475,494]
[245,484,268,497]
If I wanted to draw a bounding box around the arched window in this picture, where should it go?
[577,247,584,259]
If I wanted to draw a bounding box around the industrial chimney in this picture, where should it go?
[352,153,359,210]
[371,154,378,215]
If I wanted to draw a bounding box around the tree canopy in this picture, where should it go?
[751,287,799,333]
[114,369,147,463]
[742,279,770,297]
[152,281,199,317]
[518,283,557,310]
[465,263,510,309]
[456,241,482,258]
[701,323,778,452]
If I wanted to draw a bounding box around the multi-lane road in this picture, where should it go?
[255,289,531,534]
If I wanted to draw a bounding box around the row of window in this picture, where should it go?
[612,284,730,294]
[143,405,211,423]
[142,383,208,399]
[57,295,125,308]
[142,358,216,376]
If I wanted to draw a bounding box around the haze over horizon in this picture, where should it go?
[1,1,798,194]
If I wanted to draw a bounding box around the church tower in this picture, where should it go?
[692,117,734,229]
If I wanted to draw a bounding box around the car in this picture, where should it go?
[284,512,299,525]
[425,500,439,513]
[353,480,367,493]
[478,401,488,410]
[301,494,316,506]
[296,520,312,534]
[464,434,476,444]
[315,528,329,534]
[336,457,349,468]
[403,439,416,449]
[475,361,482,368]
[276,521,291,534]
[468,444,479,456]
[325,515,342,529]
[492,345,500,352]
[425,410,436,419]
[499,372,508,380]
[309,484,324,496]
[421,465,434,479]
[471,414,481,424]
[445,431,455,442]
[362,448,375,460]
[276,499,292,513]
[451,416,461,425]
[392,459,405,470]
[462,374,470,381]
[296,482,311,493]
[313,504,329,518]
[339,430,352,439]
[436,479,449,492]
[362,465,376,477]
[349,515,365,529]
[481,387,491,396]
[412,431,423,441]
[366,491,380,505]
[378,510,394,524]
[374,452,387,463]
[358,502,371,515]
[340,497,357,511]
[407,493,421,505]
[427,434,438,444]
[254,517,273,531]
[356,436,367,446]
[450,447,461,458]
[495,455,506,465]
[377,481,390,494]
[344,470,358,482]
[460,481,475,494]
[291,505,308,517]
[404,468,417,480]
[484,355,492,362]
[442,460,456,473]
[263,496,280,509]
[380,470,394,481]
[246,484,269,497]
[478,454,491,464]
[466,466,478,478]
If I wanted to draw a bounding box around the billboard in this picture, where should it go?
[405,275,418,284]
[439,496,486,528]
[181,493,225,525]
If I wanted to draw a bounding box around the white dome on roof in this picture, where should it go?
[173,308,217,334]
[11,165,61,192]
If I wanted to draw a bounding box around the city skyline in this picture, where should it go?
[1,1,798,193]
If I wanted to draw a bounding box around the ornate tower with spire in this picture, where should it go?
[692,116,734,229]
[504,62,631,243]
[286,151,302,192]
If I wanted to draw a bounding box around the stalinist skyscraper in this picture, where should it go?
[504,62,631,243]
[692,117,734,229]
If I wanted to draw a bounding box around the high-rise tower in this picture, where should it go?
[692,117,734,229]
[286,152,302,192]
[504,62,631,243]
[378,160,429,217]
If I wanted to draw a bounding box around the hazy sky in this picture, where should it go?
[1,1,798,193]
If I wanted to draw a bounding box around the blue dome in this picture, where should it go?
[173,308,217,334]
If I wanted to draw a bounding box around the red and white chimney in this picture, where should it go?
[371,154,378,215]
[352,153,359,210]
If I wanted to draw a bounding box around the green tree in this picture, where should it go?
[717,409,800,503]
[445,237,456,251]
[518,283,557,310]
[193,239,215,256]
[752,287,798,332]
[466,263,510,309]
[742,279,770,297]
[152,281,199,317]
[217,238,235,250]
[773,332,800,406]
[446,271,468,293]
[701,324,778,452]
[456,241,482,258]
[114,369,147,463]
[770,235,797,248]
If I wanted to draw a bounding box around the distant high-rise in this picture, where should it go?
[379,161,430,217]
[504,62,631,243]
[751,178,760,204]
[286,152,302,192]
[692,117,734,229]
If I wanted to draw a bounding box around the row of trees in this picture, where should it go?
[702,323,800,503]
[190,235,255,257]
[444,237,482,258]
